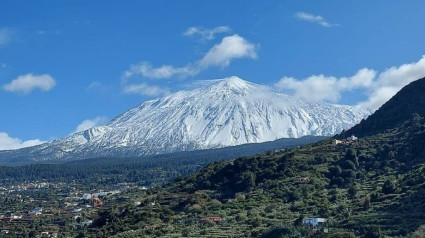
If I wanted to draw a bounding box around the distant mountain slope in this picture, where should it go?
[342,77,425,138]
[0,76,369,163]
[0,136,325,183]
[0,136,324,167]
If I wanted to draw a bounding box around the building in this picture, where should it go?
[303,217,327,228]
[332,135,358,146]
[82,193,92,200]
[41,232,50,238]
[200,216,223,224]
[332,139,343,145]
[29,207,43,216]
[73,208,83,213]
[295,177,310,184]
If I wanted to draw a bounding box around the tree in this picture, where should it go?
[365,226,382,238]
[348,184,358,199]
[362,195,371,210]
[344,160,357,170]
[346,149,357,161]
[382,179,396,194]
[329,166,342,178]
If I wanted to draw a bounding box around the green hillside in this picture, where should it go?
[86,78,425,238]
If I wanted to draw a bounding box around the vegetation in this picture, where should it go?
[79,112,425,237]
[0,136,323,186]
[2,78,425,237]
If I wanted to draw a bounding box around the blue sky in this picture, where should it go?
[1,0,425,149]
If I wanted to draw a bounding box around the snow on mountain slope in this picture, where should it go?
[0,76,371,162]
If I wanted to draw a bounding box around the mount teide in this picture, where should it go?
[0,76,370,163]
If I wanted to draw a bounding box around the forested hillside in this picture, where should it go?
[0,136,323,186]
[86,78,425,237]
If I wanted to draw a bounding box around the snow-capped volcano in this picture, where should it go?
[0,76,370,162]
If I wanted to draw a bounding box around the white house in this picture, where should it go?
[73,208,83,213]
[82,193,92,200]
[347,135,358,141]
[303,217,327,227]
[29,207,43,216]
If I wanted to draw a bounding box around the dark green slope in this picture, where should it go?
[0,136,324,186]
[88,78,425,238]
[342,77,425,138]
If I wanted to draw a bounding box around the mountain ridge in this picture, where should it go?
[0,76,370,163]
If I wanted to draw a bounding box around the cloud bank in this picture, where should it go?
[0,132,45,150]
[3,73,56,94]
[275,56,425,111]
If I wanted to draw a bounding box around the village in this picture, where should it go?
[0,181,149,237]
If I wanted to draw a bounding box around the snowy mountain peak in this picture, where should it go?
[199,76,256,96]
[1,76,371,162]
[215,76,252,89]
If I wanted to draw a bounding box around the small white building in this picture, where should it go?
[29,207,43,216]
[73,208,83,213]
[82,193,92,200]
[347,135,358,141]
[303,217,327,227]
[41,232,50,238]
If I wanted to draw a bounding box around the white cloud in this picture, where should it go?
[0,28,11,47]
[275,68,376,103]
[123,62,198,79]
[199,34,257,68]
[123,83,171,97]
[3,73,56,94]
[123,34,257,80]
[359,56,425,110]
[0,132,45,151]
[72,117,108,134]
[295,12,338,27]
[184,26,231,40]
[275,56,425,111]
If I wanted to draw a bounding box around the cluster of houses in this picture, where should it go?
[82,189,121,200]
[0,182,149,236]
[333,135,358,146]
